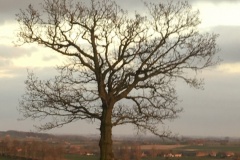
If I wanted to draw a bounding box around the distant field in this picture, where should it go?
[1,144,239,160]
[140,143,240,153]
[175,145,240,153]
[140,144,185,150]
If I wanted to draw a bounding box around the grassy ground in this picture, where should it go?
[0,158,10,160]
[64,155,234,160]
[0,157,16,160]
[142,157,232,160]
[176,144,240,153]
[0,155,99,160]
[64,155,217,160]
[65,154,99,160]
[0,156,234,160]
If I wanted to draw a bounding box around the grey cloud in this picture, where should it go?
[0,45,36,68]
[0,0,178,24]
[0,70,38,133]
[0,0,237,24]
[209,26,240,63]
[0,45,36,59]
[0,0,43,24]
[0,67,63,133]
[0,0,43,13]
[172,70,240,137]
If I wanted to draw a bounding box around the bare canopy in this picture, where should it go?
[17,0,218,159]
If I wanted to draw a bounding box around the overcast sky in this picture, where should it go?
[0,0,240,138]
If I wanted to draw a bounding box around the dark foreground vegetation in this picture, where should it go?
[0,156,238,160]
[1,131,240,160]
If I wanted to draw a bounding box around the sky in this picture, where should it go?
[0,0,240,138]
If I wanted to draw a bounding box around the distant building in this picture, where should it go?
[174,153,182,157]
[209,151,217,157]
[164,153,182,158]
[196,151,209,157]
[226,152,235,157]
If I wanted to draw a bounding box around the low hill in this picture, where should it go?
[0,130,54,140]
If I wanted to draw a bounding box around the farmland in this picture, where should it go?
[1,131,240,160]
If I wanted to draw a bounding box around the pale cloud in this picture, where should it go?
[212,26,240,63]
[194,2,240,27]
[0,45,34,59]
[12,47,62,68]
[0,70,15,78]
[0,22,18,45]
[42,55,59,62]
[217,63,240,74]
[189,0,240,3]
[0,45,37,77]
[0,58,12,67]
[0,0,42,24]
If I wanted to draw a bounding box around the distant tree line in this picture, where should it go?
[0,130,55,140]
[0,135,64,160]
[114,144,161,160]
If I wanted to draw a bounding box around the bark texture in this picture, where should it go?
[99,106,114,160]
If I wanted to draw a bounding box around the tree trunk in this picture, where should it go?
[99,105,114,160]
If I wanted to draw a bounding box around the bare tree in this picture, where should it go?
[16,0,218,159]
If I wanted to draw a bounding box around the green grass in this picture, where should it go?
[142,157,232,160]
[176,145,240,153]
[65,154,99,160]
[0,156,234,160]
[0,157,14,160]
[0,155,99,160]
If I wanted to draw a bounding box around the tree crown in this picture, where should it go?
[17,0,218,136]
